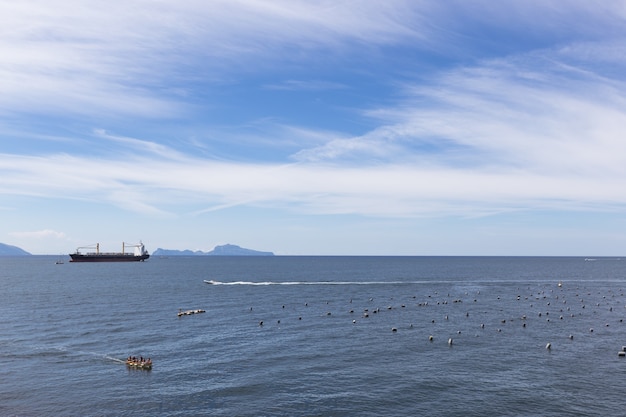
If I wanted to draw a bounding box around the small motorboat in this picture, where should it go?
[204,280,217,285]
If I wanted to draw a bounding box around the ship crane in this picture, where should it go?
[74,243,100,254]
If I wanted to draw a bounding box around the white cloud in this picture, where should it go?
[9,229,67,239]
[290,42,626,177]
[1,145,626,220]
[2,0,624,124]
[2,0,626,255]
[263,80,349,91]
[0,1,428,121]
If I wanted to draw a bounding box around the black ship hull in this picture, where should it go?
[69,254,150,262]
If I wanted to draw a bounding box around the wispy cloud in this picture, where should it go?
[9,229,67,239]
[93,129,188,161]
[0,1,427,122]
[263,80,348,91]
[2,141,626,220]
[292,42,626,175]
[4,38,626,218]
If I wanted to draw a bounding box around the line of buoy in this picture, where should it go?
[244,281,626,357]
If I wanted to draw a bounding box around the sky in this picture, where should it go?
[2,1,626,256]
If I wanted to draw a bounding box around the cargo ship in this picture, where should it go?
[69,242,150,262]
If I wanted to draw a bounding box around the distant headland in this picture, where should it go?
[152,244,274,256]
[0,243,31,256]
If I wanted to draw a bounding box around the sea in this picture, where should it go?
[1,256,626,416]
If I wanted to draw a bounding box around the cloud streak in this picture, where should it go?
[3,10,626,217]
[9,229,67,239]
[2,142,625,220]
[0,1,428,121]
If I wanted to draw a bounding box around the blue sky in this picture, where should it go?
[2,1,626,255]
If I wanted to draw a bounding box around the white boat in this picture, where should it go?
[204,280,217,285]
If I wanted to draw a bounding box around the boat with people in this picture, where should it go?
[70,242,150,262]
[125,356,152,370]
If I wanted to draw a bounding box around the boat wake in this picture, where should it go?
[26,345,130,364]
[205,280,413,286]
[105,356,127,364]
[204,279,594,286]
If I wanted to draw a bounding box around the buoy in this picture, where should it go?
[546,342,551,350]
[392,327,397,332]
[448,338,453,345]
[429,335,434,341]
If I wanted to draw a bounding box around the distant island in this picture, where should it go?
[0,243,31,256]
[152,244,274,256]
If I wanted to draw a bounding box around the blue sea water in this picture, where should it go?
[1,256,626,416]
